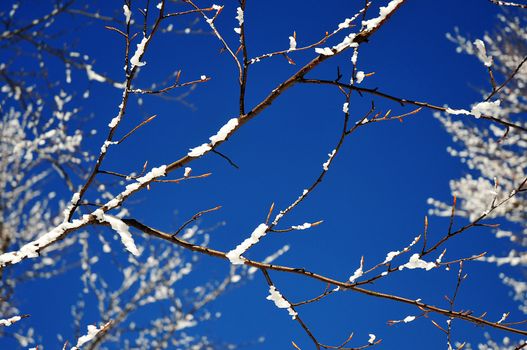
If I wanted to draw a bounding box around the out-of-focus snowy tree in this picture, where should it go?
[429,9,527,348]
[0,2,247,349]
[1,1,92,346]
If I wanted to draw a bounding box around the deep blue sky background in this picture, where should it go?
[2,0,525,349]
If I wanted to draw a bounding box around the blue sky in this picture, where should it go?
[2,0,525,349]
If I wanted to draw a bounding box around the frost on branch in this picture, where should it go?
[93,210,140,256]
[471,100,501,119]
[130,36,149,68]
[123,4,132,24]
[0,215,87,267]
[313,8,366,58]
[235,7,244,26]
[266,286,297,319]
[349,257,364,283]
[104,165,167,209]
[209,118,239,145]
[388,315,417,326]
[445,99,501,119]
[322,149,336,171]
[355,71,365,84]
[315,47,334,56]
[188,143,212,157]
[234,7,244,35]
[384,251,400,264]
[188,117,239,156]
[403,315,416,323]
[226,223,268,264]
[292,223,312,230]
[288,34,297,51]
[398,253,439,271]
[362,0,404,31]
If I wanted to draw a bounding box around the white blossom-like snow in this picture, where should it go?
[338,17,354,29]
[130,36,149,67]
[349,258,364,283]
[368,333,376,344]
[445,100,501,119]
[235,7,244,26]
[288,35,297,51]
[399,253,436,271]
[355,71,365,84]
[266,286,297,319]
[362,0,403,31]
[123,4,132,24]
[209,118,239,145]
[403,315,416,323]
[292,223,312,230]
[343,102,349,113]
[188,143,212,157]
[71,323,109,350]
[471,100,501,119]
[383,250,400,264]
[474,39,493,67]
[333,33,358,53]
[315,47,334,56]
[272,189,309,225]
[323,149,336,171]
[445,107,471,115]
[226,223,268,265]
[93,209,140,256]
[391,315,417,325]
[188,118,239,157]
[100,140,116,154]
[351,49,359,65]
[234,7,244,35]
[108,115,121,128]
